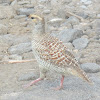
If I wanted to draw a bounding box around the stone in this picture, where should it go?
[0,34,16,46]
[8,42,32,55]
[81,35,88,39]
[8,16,31,34]
[74,23,91,31]
[88,13,97,19]
[58,29,83,42]
[31,0,37,5]
[18,1,30,5]
[48,18,64,24]
[11,0,17,5]
[0,0,13,4]
[80,5,87,9]
[11,0,18,10]
[0,24,8,35]
[3,54,22,60]
[76,12,88,19]
[9,54,22,60]
[14,15,26,19]
[64,42,74,50]
[18,72,36,81]
[0,6,15,19]
[85,29,96,38]
[85,1,92,5]
[61,21,72,28]
[0,55,3,60]
[80,0,92,5]
[92,19,100,35]
[80,57,96,64]
[20,22,28,27]
[43,10,51,14]
[48,18,64,29]
[51,0,58,6]
[81,63,100,73]
[72,38,89,50]
[63,0,72,4]
[22,52,35,60]
[25,4,35,8]
[11,35,31,45]
[97,14,100,18]
[0,43,9,55]
[96,57,100,65]
[57,8,66,19]
[38,0,49,3]
[0,35,7,43]
[17,8,34,15]
[73,49,81,61]
[0,35,12,44]
[67,16,80,25]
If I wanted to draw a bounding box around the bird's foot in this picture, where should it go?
[23,78,42,88]
[52,86,63,90]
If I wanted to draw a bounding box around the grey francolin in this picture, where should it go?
[25,14,93,90]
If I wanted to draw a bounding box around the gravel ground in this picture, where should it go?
[0,62,100,100]
[0,0,100,99]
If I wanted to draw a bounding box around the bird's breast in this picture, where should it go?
[39,59,72,76]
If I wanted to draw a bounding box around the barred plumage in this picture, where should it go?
[33,34,92,83]
[25,14,93,90]
[36,35,75,67]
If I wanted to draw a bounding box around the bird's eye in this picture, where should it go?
[31,17,34,19]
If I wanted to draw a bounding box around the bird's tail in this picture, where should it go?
[71,65,93,84]
[78,69,93,84]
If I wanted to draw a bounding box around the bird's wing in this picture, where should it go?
[36,35,92,83]
[37,35,78,67]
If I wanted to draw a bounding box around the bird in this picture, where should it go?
[24,14,93,90]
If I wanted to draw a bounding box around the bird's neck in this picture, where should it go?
[32,21,46,41]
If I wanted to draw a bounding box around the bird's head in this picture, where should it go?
[29,14,43,24]
[28,14,45,36]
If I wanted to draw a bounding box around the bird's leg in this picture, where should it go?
[23,78,43,88]
[54,75,64,90]
[23,67,47,88]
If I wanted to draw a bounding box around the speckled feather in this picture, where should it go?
[37,35,76,67]
[32,34,92,83]
[30,14,93,84]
